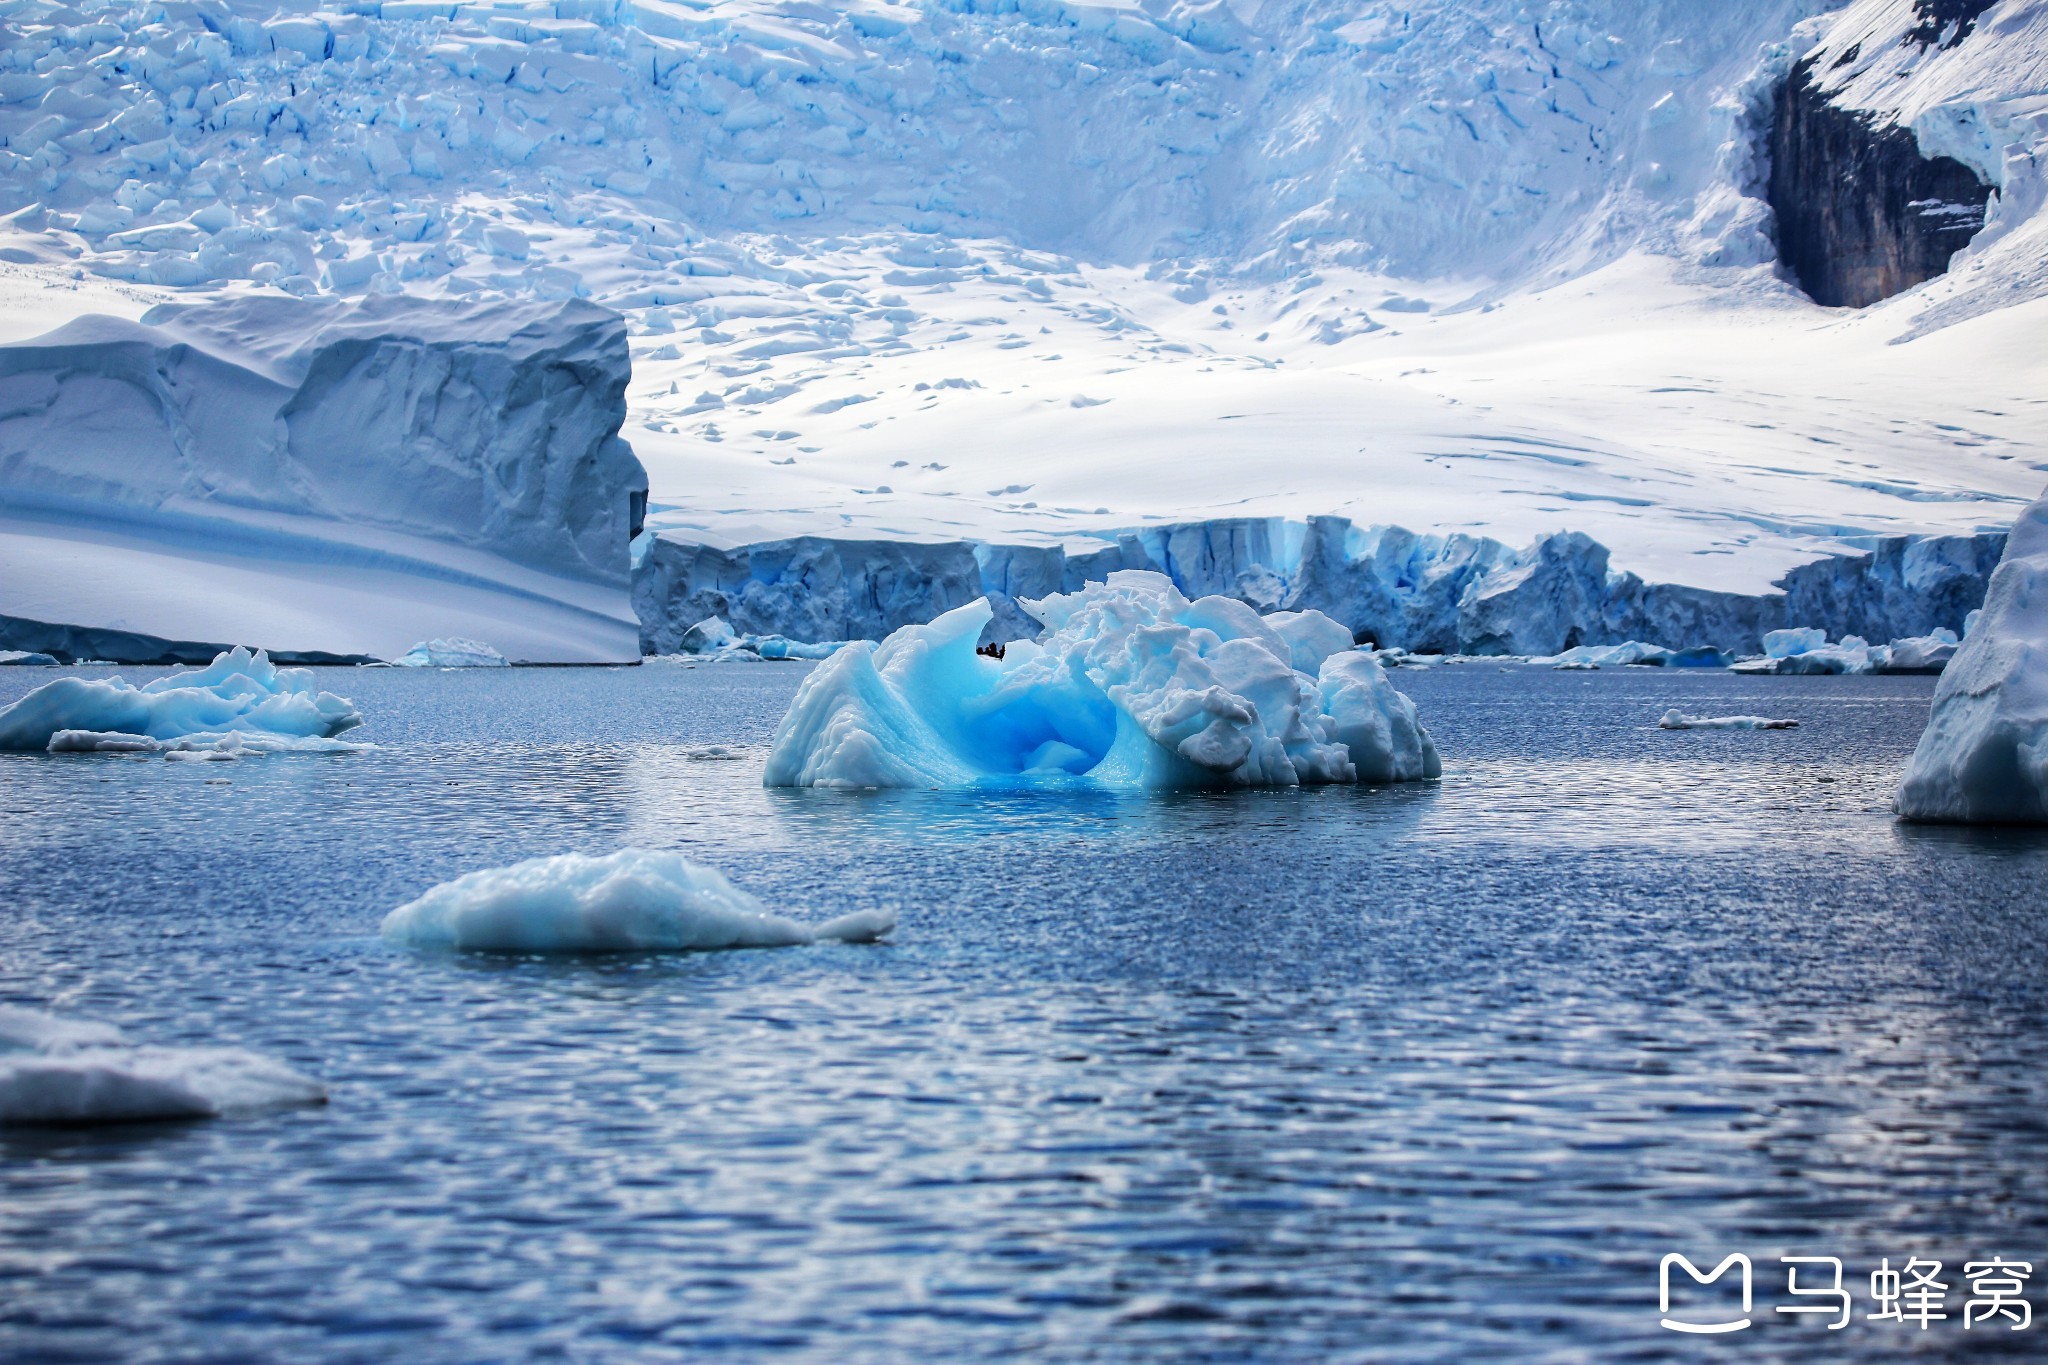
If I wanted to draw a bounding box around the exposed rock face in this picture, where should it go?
[633,517,2009,659]
[1768,41,1994,306]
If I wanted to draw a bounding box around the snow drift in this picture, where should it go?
[0,646,361,753]
[763,570,1439,790]
[1896,484,2048,823]
[381,849,895,953]
[0,1004,326,1126]
[0,294,649,662]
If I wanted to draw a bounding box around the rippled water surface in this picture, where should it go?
[4,663,2048,1362]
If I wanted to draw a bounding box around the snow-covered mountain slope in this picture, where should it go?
[0,0,2044,648]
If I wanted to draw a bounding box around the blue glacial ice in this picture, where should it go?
[0,647,362,753]
[380,850,896,953]
[762,570,1439,791]
[391,638,508,668]
[636,518,2005,663]
[0,1005,326,1127]
[1896,487,2048,824]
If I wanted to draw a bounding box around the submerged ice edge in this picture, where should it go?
[763,571,1439,792]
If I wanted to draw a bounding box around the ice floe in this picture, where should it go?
[1896,489,2048,823]
[1659,710,1799,731]
[381,850,895,954]
[0,1005,326,1127]
[762,570,1439,790]
[0,648,362,753]
[391,638,508,668]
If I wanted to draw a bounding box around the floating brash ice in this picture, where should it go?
[0,1005,327,1127]
[381,850,896,953]
[763,570,1439,790]
[0,647,363,753]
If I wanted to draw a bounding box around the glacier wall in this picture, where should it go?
[0,293,651,662]
[634,518,2007,658]
[0,294,647,587]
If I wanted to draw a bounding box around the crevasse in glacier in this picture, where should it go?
[762,571,1439,791]
[1896,486,2048,824]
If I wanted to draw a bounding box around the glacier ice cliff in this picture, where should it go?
[1896,484,2048,824]
[0,294,649,663]
[762,570,1438,791]
[636,517,2006,661]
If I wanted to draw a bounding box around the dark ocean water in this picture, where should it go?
[2,662,2046,1362]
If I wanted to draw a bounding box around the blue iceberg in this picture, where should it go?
[763,571,1439,790]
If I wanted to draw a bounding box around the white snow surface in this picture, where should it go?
[392,637,510,668]
[1658,709,1800,730]
[0,0,2043,608]
[0,1003,326,1126]
[762,568,1439,789]
[1896,483,2048,822]
[0,646,362,751]
[380,849,896,952]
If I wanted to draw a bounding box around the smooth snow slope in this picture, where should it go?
[1,0,2044,614]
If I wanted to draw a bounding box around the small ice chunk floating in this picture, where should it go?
[0,647,363,754]
[1896,487,2048,823]
[0,1005,326,1127]
[381,849,896,953]
[763,570,1440,790]
[1658,710,1799,731]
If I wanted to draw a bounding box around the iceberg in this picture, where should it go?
[1659,710,1799,730]
[0,647,362,753]
[762,570,1439,790]
[0,650,57,666]
[391,638,508,668]
[0,1005,326,1127]
[381,849,895,953]
[1896,489,2048,823]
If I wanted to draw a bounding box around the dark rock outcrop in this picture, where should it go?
[1768,54,1994,307]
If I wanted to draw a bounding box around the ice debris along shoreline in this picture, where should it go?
[0,1005,326,1127]
[0,647,363,754]
[764,570,1439,791]
[1659,711,1799,731]
[1897,487,2048,824]
[381,850,896,954]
